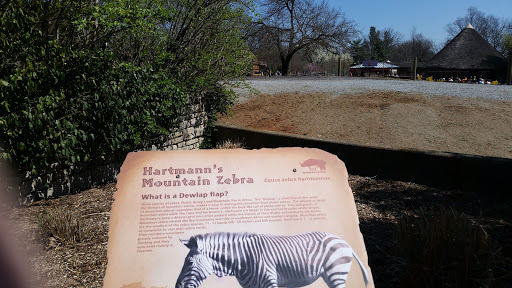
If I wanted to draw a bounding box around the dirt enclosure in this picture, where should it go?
[218,91,512,159]
[215,88,512,285]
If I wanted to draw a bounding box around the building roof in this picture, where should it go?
[392,61,427,68]
[350,61,398,69]
[424,24,507,70]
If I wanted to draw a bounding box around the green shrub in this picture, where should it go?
[0,0,253,181]
[393,207,499,287]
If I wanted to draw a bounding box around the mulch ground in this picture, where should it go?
[2,184,115,288]
[3,176,511,288]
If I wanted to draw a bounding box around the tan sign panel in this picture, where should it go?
[104,148,373,287]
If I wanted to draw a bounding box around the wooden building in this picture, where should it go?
[251,59,268,76]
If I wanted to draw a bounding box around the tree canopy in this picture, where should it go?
[0,0,253,175]
[366,26,402,62]
[349,26,431,64]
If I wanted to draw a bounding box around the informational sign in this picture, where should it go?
[103,148,373,288]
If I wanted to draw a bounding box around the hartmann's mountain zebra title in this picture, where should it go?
[176,232,369,288]
[142,165,254,188]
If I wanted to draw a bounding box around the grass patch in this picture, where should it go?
[215,139,244,149]
[37,207,90,245]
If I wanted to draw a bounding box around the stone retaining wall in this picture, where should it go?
[18,97,208,202]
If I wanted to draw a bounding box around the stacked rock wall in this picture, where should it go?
[19,96,208,202]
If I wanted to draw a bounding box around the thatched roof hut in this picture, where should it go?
[424,24,508,81]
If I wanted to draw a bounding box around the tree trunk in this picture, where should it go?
[508,57,512,85]
[338,57,342,77]
[281,60,290,76]
[412,57,418,80]
[281,54,294,76]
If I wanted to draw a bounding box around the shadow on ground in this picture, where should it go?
[350,175,512,288]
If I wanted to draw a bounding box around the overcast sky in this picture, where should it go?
[328,0,512,46]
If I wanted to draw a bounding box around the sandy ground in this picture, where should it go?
[218,91,512,158]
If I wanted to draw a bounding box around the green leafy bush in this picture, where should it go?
[0,0,252,179]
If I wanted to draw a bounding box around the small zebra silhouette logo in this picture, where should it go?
[300,158,327,171]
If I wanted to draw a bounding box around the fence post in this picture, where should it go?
[412,57,418,80]
[508,57,512,85]
[338,57,342,77]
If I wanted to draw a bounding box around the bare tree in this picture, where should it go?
[390,27,435,63]
[247,0,356,75]
[445,6,512,53]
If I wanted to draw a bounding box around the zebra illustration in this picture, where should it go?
[175,231,369,288]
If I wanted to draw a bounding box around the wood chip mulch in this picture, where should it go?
[2,177,511,288]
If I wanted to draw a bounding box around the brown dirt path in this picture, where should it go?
[217,91,512,158]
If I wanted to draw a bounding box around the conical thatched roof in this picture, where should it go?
[425,25,507,70]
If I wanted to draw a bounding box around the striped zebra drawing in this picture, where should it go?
[175,232,369,288]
